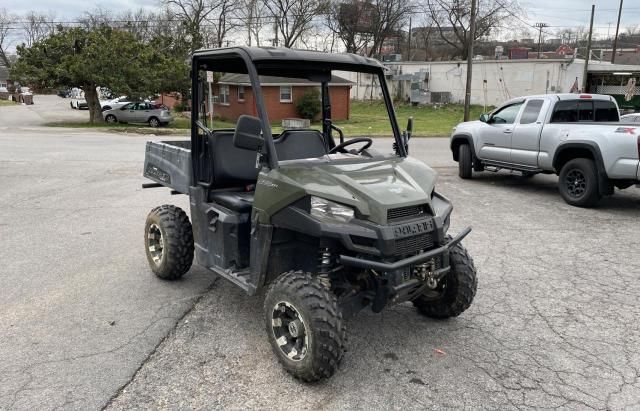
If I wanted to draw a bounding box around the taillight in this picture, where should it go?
[579,94,592,99]
[637,135,640,159]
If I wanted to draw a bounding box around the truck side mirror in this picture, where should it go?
[479,113,489,123]
[406,117,413,140]
[234,115,263,151]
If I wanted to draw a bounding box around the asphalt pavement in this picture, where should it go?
[1,115,640,409]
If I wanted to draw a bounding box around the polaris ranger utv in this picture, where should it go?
[142,47,477,381]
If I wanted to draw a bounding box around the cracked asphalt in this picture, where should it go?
[2,124,640,409]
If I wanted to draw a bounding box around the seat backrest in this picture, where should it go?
[208,131,259,188]
[274,130,328,161]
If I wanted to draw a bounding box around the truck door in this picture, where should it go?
[477,102,524,162]
[510,99,547,167]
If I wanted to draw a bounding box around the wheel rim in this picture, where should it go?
[106,115,116,123]
[271,301,308,361]
[147,223,164,265]
[150,118,159,127]
[565,169,587,198]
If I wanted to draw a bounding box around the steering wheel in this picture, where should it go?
[328,137,373,154]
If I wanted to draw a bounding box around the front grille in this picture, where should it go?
[387,205,427,222]
[395,232,434,255]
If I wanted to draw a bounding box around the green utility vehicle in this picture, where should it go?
[142,47,477,381]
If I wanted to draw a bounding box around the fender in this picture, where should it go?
[552,141,611,195]
[450,133,475,162]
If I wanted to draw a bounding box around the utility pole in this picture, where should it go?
[463,0,477,121]
[582,4,595,92]
[611,0,623,63]
[408,17,412,61]
[535,22,548,59]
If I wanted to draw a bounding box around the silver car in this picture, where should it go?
[103,102,173,127]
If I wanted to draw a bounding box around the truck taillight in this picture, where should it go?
[579,94,592,99]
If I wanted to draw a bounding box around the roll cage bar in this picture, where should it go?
[190,47,406,176]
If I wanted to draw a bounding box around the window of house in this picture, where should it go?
[237,86,245,102]
[219,84,229,104]
[280,85,292,103]
[519,99,544,124]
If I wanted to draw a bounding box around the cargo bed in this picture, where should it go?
[143,140,192,194]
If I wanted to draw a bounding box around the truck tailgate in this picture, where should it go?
[143,140,192,194]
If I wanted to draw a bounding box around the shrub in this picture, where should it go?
[173,100,191,112]
[295,88,321,120]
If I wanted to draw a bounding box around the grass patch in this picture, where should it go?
[334,101,489,137]
[46,102,490,137]
[0,99,18,107]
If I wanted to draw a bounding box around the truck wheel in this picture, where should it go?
[264,271,346,382]
[458,144,473,179]
[413,237,477,319]
[144,205,194,280]
[558,158,601,207]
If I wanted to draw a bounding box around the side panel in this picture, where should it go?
[143,140,192,193]
[189,186,251,270]
[510,99,550,166]
[477,122,512,162]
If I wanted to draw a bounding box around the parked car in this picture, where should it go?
[70,98,88,109]
[57,89,71,98]
[100,96,130,111]
[621,113,640,123]
[103,102,173,127]
[450,93,640,207]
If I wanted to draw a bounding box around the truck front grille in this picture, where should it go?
[387,205,427,222]
[395,232,434,255]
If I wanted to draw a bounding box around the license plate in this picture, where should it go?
[393,220,434,238]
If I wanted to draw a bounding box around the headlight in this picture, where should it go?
[310,196,354,223]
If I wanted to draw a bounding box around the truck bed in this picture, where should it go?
[143,140,192,194]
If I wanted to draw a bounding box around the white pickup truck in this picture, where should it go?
[450,93,640,207]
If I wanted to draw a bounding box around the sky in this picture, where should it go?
[3,0,640,45]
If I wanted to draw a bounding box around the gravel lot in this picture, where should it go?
[1,119,639,409]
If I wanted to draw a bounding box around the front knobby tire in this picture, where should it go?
[558,158,601,207]
[413,237,477,319]
[458,144,473,179]
[264,271,346,382]
[144,205,194,280]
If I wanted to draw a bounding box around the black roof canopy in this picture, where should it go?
[192,46,385,78]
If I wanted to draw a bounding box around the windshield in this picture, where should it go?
[194,64,406,166]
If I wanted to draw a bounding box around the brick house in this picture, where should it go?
[212,74,352,122]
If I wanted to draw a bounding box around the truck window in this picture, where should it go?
[489,103,523,124]
[551,100,579,122]
[594,101,619,121]
[578,101,594,121]
[520,99,544,124]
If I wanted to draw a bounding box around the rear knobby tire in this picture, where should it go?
[458,144,473,179]
[264,271,346,382]
[558,158,601,207]
[144,205,194,280]
[413,237,477,319]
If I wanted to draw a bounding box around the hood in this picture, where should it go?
[268,156,438,225]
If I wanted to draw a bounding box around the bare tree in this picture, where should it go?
[625,24,639,37]
[164,0,220,51]
[366,0,413,57]
[22,11,57,47]
[237,0,268,46]
[325,0,372,54]
[425,0,520,59]
[210,0,241,47]
[0,9,14,67]
[264,0,328,48]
